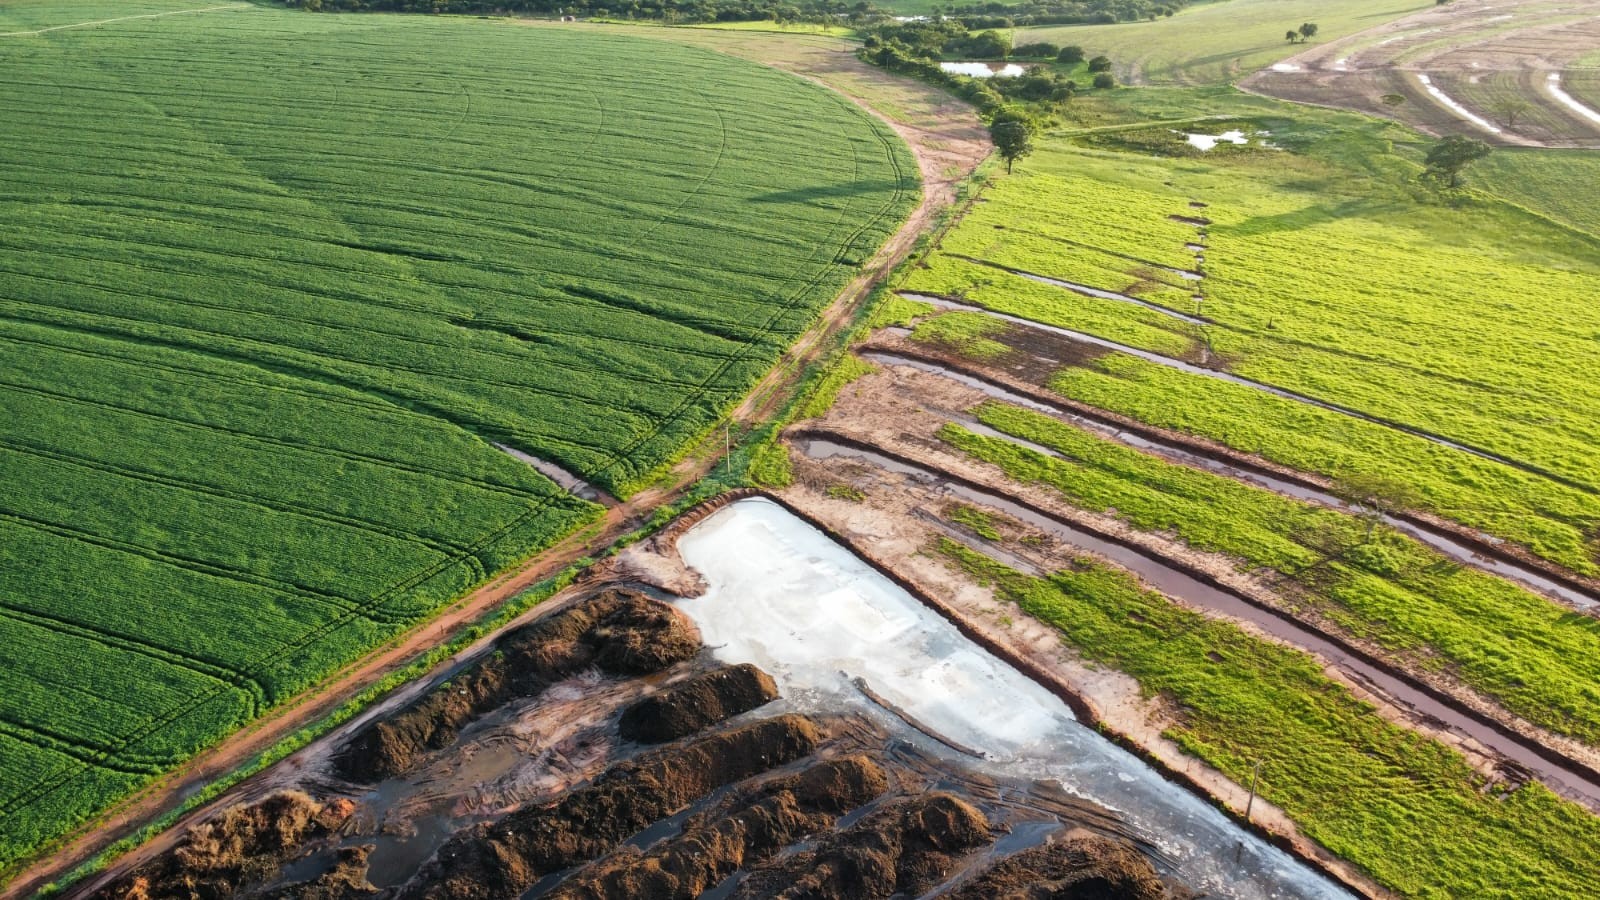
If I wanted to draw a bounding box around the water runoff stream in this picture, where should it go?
[676,497,1352,899]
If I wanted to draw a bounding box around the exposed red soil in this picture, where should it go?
[334,591,699,783]
[400,714,823,899]
[617,662,779,744]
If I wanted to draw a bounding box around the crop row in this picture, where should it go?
[0,8,916,869]
[939,541,1600,896]
[944,401,1600,746]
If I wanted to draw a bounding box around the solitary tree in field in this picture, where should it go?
[989,107,1037,174]
[1087,55,1112,73]
[1286,30,1299,44]
[1424,134,1492,187]
[1489,96,1530,128]
[1298,22,1319,41]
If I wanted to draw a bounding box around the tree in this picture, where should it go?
[1285,30,1299,43]
[1298,22,1318,41]
[988,107,1036,174]
[1489,96,1530,128]
[1092,72,1115,89]
[1424,134,1492,187]
[1087,54,1112,73]
[1057,45,1085,64]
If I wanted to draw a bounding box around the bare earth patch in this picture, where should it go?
[1243,0,1600,147]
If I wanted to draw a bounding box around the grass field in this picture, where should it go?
[940,402,1600,747]
[904,90,1600,574]
[0,4,915,870]
[939,541,1600,897]
[1020,0,1432,84]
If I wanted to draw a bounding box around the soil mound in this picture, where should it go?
[263,844,378,899]
[732,791,991,899]
[945,832,1179,899]
[334,591,697,782]
[618,662,779,744]
[402,714,822,900]
[548,755,889,899]
[90,791,351,900]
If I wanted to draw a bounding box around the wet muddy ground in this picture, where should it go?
[79,585,1204,900]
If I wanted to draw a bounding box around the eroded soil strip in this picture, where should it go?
[792,429,1600,810]
[861,347,1600,612]
[902,293,1600,497]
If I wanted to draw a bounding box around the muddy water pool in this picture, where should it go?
[676,497,1350,899]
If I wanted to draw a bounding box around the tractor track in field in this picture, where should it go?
[0,4,250,38]
[0,39,989,900]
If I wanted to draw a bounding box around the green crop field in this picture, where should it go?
[940,402,1600,748]
[904,93,1600,575]
[1020,0,1431,85]
[0,3,915,869]
[939,541,1600,897]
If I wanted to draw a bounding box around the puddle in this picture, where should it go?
[492,442,612,504]
[1417,74,1502,134]
[1546,72,1600,127]
[1269,63,1301,73]
[899,294,1586,492]
[1179,129,1274,151]
[790,441,1600,810]
[676,497,1352,899]
[941,61,1027,78]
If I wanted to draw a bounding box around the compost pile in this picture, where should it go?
[86,589,1190,900]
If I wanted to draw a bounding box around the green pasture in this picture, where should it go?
[905,91,1600,573]
[939,541,1600,897]
[0,3,914,869]
[941,402,1600,747]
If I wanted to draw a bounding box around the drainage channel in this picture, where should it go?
[795,434,1600,811]
[861,349,1600,613]
[493,442,613,505]
[948,256,1210,325]
[901,293,1597,496]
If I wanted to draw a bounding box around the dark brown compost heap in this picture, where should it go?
[945,832,1181,900]
[547,755,889,900]
[335,590,698,782]
[400,714,822,900]
[88,792,353,900]
[731,791,991,899]
[618,662,779,744]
